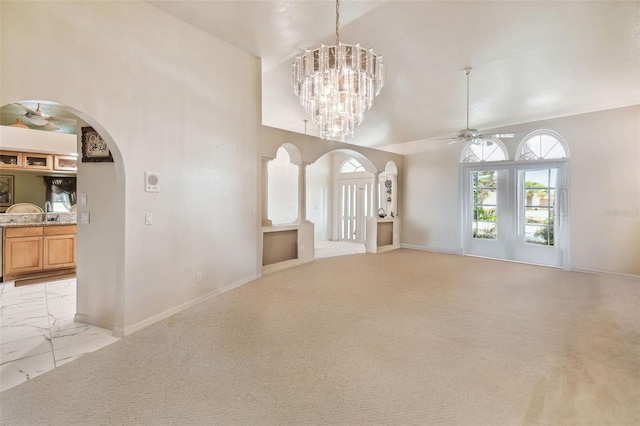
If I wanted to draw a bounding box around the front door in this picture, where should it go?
[338,178,372,243]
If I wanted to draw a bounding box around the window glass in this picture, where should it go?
[472,170,498,239]
[524,168,557,246]
[340,158,365,173]
[461,140,508,163]
[516,132,567,160]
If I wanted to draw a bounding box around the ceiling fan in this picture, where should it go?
[437,67,516,146]
[13,102,61,131]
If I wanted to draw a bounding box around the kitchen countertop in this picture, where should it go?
[0,221,77,228]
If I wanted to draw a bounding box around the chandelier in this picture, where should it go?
[291,0,384,141]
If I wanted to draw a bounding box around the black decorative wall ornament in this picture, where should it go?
[81,126,113,163]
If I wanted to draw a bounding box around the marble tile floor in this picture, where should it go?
[0,278,119,392]
[314,240,366,258]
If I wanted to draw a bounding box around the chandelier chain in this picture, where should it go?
[335,0,340,45]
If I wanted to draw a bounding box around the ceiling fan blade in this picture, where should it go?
[480,132,516,139]
[448,138,463,145]
[43,121,60,131]
[426,136,456,142]
[14,103,36,115]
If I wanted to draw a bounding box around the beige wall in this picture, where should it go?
[2,1,260,334]
[3,170,48,210]
[401,105,640,276]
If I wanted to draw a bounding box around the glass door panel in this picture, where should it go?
[513,167,562,266]
[472,170,498,239]
[338,178,372,243]
[462,163,566,268]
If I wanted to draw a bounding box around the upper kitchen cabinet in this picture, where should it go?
[53,155,77,171]
[0,151,22,168]
[23,153,53,170]
[0,150,78,173]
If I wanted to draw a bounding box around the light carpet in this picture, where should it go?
[1,249,639,425]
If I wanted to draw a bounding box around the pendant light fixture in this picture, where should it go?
[291,0,385,141]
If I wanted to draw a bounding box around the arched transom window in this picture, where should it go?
[340,158,365,173]
[460,139,509,163]
[516,131,568,161]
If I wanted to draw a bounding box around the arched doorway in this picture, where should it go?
[0,100,124,390]
[307,149,378,258]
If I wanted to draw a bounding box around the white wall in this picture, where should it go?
[402,105,640,276]
[2,1,260,334]
[1,126,77,155]
[268,147,298,225]
[401,146,460,254]
[258,125,403,255]
[306,154,332,241]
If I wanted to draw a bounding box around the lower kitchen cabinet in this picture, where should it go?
[3,225,77,281]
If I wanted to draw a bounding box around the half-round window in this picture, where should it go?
[516,131,568,161]
[340,158,365,173]
[460,139,508,163]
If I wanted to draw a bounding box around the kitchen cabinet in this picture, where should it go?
[3,225,76,280]
[43,226,77,269]
[23,153,53,170]
[53,155,77,171]
[0,150,76,173]
[4,227,44,275]
[0,151,22,168]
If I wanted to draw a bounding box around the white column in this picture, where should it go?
[262,157,273,227]
[372,171,380,216]
[297,162,310,224]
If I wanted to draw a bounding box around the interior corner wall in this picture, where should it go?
[401,105,640,276]
[401,146,460,254]
[2,1,261,333]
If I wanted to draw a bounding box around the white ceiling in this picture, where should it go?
[149,1,639,152]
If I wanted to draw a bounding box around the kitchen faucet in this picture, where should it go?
[44,201,52,221]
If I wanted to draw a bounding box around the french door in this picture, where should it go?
[338,178,373,243]
[461,161,569,268]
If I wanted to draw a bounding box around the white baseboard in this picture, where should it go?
[570,267,639,280]
[75,313,114,332]
[401,243,458,255]
[401,244,639,280]
[121,274,260,337]
[262,257,314,275]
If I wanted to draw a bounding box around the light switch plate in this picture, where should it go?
[80,193,87,205]
[145,213,153,225]
[80,212,90,224]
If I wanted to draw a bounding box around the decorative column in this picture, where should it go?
[372,171,380,214]
[297,162,310,224]
[262,157,273,227]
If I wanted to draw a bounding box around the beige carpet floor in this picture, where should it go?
[1,249,639,425]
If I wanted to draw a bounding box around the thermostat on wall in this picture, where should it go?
[145,172,160,193]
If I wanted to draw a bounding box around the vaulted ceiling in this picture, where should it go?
[148,1,639,152]
[5,2,639,154]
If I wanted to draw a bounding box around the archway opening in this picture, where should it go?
[0,99,124,390]
[307,149,378,258]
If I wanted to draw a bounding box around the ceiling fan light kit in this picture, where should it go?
[14,102,60,131]
[292,0,384,141]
